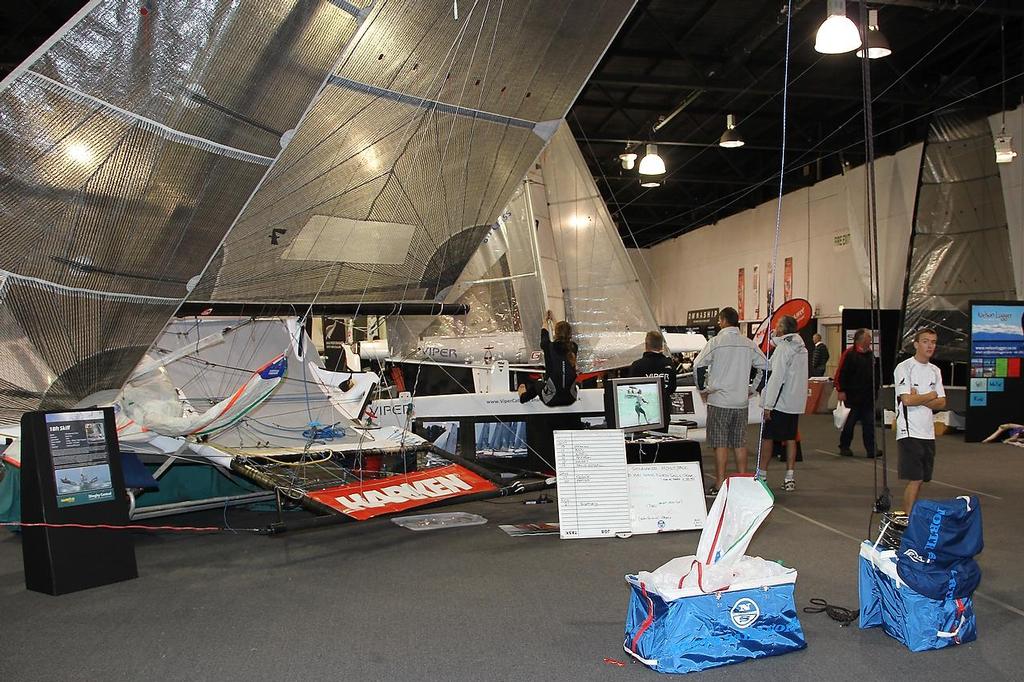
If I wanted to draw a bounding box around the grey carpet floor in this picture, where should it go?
[1,414,1022,681]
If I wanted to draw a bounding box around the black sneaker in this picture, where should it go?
[839,448,854,457]
[865,450,880,459]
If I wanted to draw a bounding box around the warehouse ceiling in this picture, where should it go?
[2,1,1022,248]
[569,0,1024,246]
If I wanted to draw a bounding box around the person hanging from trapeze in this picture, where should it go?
[518,310,579,407]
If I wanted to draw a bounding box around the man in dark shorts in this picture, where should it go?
[756,315,808,491]
[894,328,946,513]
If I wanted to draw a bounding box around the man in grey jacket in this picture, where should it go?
[693,307,768,495]
[756,315,809,491]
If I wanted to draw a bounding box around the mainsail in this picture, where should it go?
[0,0,635,422]
[899,111,1017,360]
[386,122,659,372]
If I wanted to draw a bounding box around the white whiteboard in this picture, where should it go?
[553,430,631,540]
[627,462,707,534]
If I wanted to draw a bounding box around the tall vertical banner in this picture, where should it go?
[966,301,1024,441]
[753,265,760,319]
[738,268,746,319]
[783,257,793,302]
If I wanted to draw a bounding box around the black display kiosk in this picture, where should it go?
[20,407,137,595]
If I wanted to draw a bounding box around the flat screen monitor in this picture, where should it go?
[609,377,665,433]
[474,420,528,458]
[670,390,695,416]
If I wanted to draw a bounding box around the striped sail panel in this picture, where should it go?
[0,1,366,420]
[194,0,634,303]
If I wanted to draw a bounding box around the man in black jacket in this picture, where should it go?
[811,333,829,377]
[834,328,880,458]
[628,331,677,431]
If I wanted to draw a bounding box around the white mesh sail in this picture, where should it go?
[0,1,634,422]
[540,124,658,370]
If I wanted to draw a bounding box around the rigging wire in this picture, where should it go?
[753,0,794,472]
[857,0,890,516]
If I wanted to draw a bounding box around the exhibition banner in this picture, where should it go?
[738,268,745,320]
[753,265,760,318]
[308,464,498,520]
[752,298,813,351]
[783,257,793,302]
[966,301,1024,441]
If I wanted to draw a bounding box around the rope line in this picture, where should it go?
[754,0,794,468]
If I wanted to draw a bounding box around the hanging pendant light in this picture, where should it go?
[995,132,1017,164]
[618,151,637,170]
[994,18,1016,164]
[638,144,665,187]
[815,0,861,55]
[719,114,745,148]
[856,9,891,59]
[638,144,666,176]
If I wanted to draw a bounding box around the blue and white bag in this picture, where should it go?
[859,542,976,652]
[624,477,806,674]
[896,496,983,600]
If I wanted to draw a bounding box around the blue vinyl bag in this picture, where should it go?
[896,496,983,600]
[899,496,982,561]
[623,477,805,674]
[859,542,976,652]
[624,577,806,674]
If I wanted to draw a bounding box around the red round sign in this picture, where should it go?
[753,298,813,350]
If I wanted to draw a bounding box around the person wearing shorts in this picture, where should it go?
[694,307,768,495]
[756,315,808,491]
[894,328,946,513]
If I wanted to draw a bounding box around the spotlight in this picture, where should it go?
[856,9,891,59]
[719,114,745,148]
[815,0,861,55]
[638,143,665,187]
[995,132,1017,164]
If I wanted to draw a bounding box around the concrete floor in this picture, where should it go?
[1,414,1022,681]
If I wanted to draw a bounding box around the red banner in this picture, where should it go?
[308,464,498,520]
[783,257,793,302]
[752,298,814,352]
[753,265,760,318]
[737,268,745,320]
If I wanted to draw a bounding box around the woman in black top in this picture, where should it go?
[517,311,579,407]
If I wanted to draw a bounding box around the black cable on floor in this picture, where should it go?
[803,598,859,626]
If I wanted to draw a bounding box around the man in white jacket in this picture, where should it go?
[693,307,768,495]
[756,315,809,491]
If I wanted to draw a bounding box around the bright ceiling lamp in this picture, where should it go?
[719,114,745,148]
[638,144,665,175]
[638,144,665,188]
[856,9,891,59]
[995,132,1017,164]
[815,0,861,55]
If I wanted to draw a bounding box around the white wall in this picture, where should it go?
[629,143,924,325]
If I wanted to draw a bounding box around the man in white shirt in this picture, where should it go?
[894,328,946,513]
[693,307,768,495]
